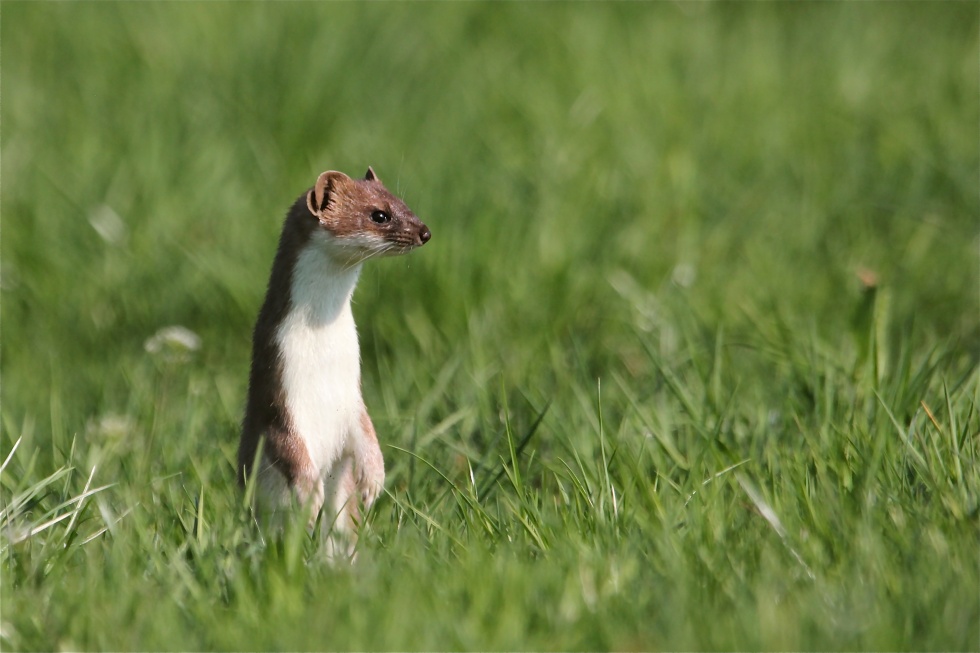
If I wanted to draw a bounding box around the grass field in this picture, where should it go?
[2,2,978,650]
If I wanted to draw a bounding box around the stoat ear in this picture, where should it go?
[307,170,351,216]
[364,166,380,182]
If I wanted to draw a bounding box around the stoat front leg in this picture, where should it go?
[265,425,326,528]
[350,405,386,509]
[296,473,326,528]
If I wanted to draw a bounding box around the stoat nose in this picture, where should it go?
[419,226,431,244]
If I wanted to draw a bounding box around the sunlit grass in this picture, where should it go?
[2,1,978,650]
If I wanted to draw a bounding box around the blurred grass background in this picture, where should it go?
[2,2,978,651]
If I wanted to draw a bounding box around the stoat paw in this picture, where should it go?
[354,455,385,509]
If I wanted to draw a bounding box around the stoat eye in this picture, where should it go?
[370,210,391,224]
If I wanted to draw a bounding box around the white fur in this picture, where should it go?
[264,229,391,561]
[276,232,363,480]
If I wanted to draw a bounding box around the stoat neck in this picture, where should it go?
[290,242,362,329]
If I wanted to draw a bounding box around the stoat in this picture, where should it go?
[238,167,430,556]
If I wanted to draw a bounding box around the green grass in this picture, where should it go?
[2,2,978,650]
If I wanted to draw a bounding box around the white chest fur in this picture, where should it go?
[276,237,363,475]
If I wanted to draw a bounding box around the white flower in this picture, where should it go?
[144,325,201,362]
[86,414,133,441]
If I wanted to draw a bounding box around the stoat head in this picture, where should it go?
[305,167,430,264]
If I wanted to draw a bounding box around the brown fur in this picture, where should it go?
[238,194,319,489]
[306,168,429,248]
